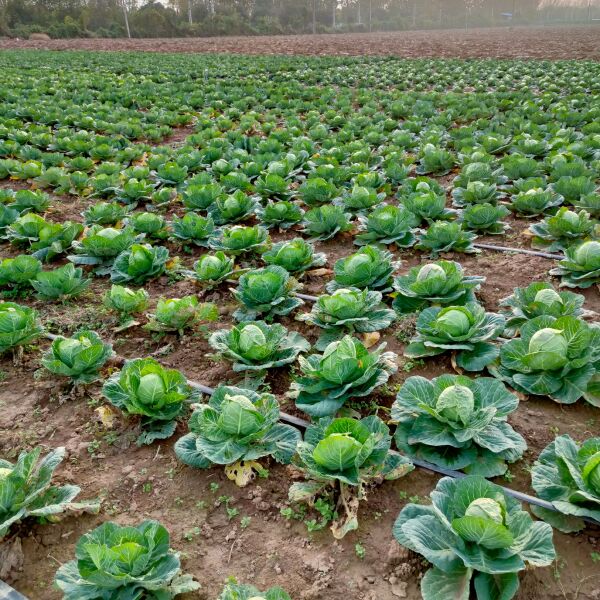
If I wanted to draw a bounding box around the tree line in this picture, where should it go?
[0,0,597,40]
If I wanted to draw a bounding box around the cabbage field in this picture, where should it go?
[0,50,599,600]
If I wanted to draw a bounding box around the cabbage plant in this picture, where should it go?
[104,284,149,320]
[392,260,485,315]
[489,315,600,405]
[182,182,224,210]
[326,245,396,293]
[401,185,455,224]
[145,296,217,335]
[529,207,596,251]
[209,224,269,255]
[103,358,198,445]
[6,213,50,246]
[550,240,600,288]
[110,243,169,284]
[30,220,83,262]
[41,330,113,385]
[0,302,42,355]
[233,265,303,321]
[301,204,353,241]
[459,203,510,234]
[573,193,600,218]
[393,476,555,600]
[0,446,99,539]
[290,416,412,538]
[452,181,500,207]
[82,201,130,226]
[130,212,169,240]
[194,251,236,286]
[416,221,478,256]
[31,263,90,301]
[209,321,309,372]
[499,282,585,336]
[54,520,199,600]
[553,175,596,202]
[339,185,385,214]
[10,189,51,213]
[208,190,258,224]
[393,375,526,476]
[405,302,505,371]
[262,238,326,274]
[530,434,600,532]
[68,226,136,275]
[175,385,300,475]
[416,144,456,175]
[509,188,563,217]
[170,212,215,247]
[0,254,42,289]
[289,335,398,417]
[0,204,19,237]
[256,199,304,229]
[354,204,417,247]
[297,177,340,206]
[219,582,291,600]
[298,288,396,350]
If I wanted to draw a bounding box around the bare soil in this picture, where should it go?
[1,26,599,60]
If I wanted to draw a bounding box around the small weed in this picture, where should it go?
[240,516,251,529]
[402,358,425,372]
[183,527,201,542]
[355,543,366,560]
[87,440,101,457]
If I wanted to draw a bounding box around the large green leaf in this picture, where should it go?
[399,514,463,572]
[421,566,472,600]
[473,571,520,600]
[452,516,514,549]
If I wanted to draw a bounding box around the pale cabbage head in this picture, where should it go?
[96,227,121,240]
[138,373,166,406]
[574,241,600,269]
[416,263,446,284]
[435,308,471,337]
[465,498,505,524]
[436,384,474,423]
[527,328,568,370]
[196,254,227,279]
[561,210,581,227]
[313,432,363,471]
[533,288,562,306]
[220,394,263,436]
[237,324,270,360]
[584,453,600,495]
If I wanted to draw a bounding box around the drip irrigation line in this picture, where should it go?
[473,243,562,260]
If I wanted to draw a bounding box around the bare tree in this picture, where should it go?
[120,0,131,38]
